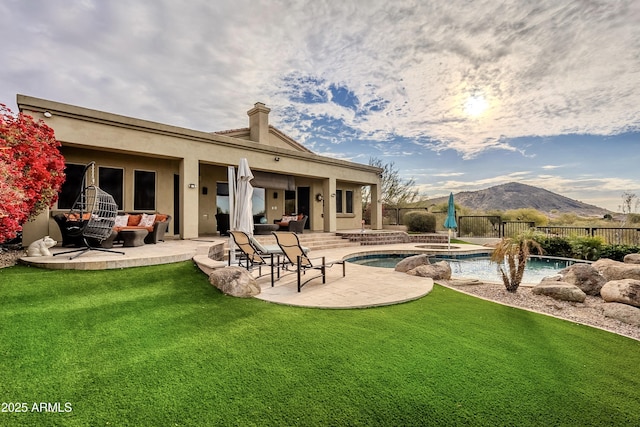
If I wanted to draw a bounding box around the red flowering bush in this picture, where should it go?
[0,104,65,243]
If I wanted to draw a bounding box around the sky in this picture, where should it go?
[1,0,639,212]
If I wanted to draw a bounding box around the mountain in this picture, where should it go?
[427,182,609,216]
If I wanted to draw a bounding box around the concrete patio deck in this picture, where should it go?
[18,235,492,309]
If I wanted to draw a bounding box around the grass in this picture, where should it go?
[1,262,639,426]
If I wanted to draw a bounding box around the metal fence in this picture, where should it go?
[539,226,640,245]
[458,216,640,245]
[381,210,640,245]
[382,207,431,226]
[458,216,534,238]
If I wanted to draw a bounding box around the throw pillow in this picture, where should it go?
[114,215,129,228]
[139,213,156,228]
[128,214,142,226]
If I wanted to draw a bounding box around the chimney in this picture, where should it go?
[247,102,270,143]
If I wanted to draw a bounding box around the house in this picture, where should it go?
[17,95,383,245]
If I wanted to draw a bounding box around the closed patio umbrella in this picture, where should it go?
[444,192,457,250]
[233,158,254,236]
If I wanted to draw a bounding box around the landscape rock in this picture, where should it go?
[532,281,586,302]
[558,263,606,296]
[623,253,640,264]
[591,259,640,281]
[600,279,640,308]
[407,261,451,280]
[539,274,563,283]
[601,303,640,327]
[209,266,260,297]
[395,254,431,273]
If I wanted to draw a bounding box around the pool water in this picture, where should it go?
[347,254,587,284]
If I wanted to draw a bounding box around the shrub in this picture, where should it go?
[599,244,640,261]
[1,104,65,242]
[404,211,436,233]
[535,236,574,258]
[569,235,605,261]
[502,208,549,226]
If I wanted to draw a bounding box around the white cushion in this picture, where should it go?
[114,215,129,227]
[139,213,156,228]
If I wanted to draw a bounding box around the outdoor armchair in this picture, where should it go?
[287,215,308,234]
[272,231,345,292]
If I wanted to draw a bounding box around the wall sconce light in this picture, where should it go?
[188,183,197,189]
[331,193,336,198]
[274,156,280,161]
[315,193,323,202]
[43,111,52,118]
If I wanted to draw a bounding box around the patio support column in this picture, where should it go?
[180,156,199,239]
[323,177,337,232]
[370,183,382,230]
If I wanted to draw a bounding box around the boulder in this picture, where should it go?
[395,254,431,273]
[623,253,640,264]
[532,281,586,302]
[600,279,640,308]
[558,263,606,296]
[209,266,260,297]
[591,259,640,281]
[408,261,452,280]
[602,302,640,327]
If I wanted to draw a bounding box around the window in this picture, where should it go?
[216,183,265,217]
[252,188,265,217]
[57,163,86,209]
[336,189,343,213]
[285,190,296,215]
[134,170,156,211]
[216,182,229,214]
[99,167,124,210]
[346,190,353,214]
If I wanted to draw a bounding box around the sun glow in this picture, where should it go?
[464,95,489,117]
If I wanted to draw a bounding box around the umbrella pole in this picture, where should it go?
[228,166,236,264]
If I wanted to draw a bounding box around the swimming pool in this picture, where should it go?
[346,253,588,284]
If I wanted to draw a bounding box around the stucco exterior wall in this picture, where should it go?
[18,95,383,244]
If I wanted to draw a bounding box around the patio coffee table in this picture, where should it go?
[120,229,148,247]
[254,224,279,235]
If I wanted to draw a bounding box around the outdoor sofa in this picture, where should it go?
[274,214,308,233]
[54,212,171,247]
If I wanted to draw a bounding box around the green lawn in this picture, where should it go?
[1,262,639,426]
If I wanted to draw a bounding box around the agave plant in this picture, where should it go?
[490,230,544,293]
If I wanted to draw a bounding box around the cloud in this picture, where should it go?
[1,0,638,212]
[2,0,638,158]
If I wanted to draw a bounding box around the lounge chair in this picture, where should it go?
[272,231,345,292]
[228,231,280,286]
